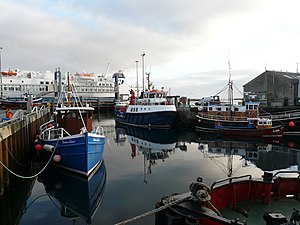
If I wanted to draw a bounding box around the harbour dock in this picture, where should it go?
[0,106,50,195]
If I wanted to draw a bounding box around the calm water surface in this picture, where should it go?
[2,113,300,225]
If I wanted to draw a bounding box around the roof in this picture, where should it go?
[244,70,300,87]
[264,70,300,79]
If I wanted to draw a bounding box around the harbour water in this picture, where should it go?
[1,113,300,225]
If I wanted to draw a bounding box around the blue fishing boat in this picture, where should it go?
[36,69,105,176]
[114,89,177,128]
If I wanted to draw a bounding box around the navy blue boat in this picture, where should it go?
[114,89,176,128]
[0,97,43,109]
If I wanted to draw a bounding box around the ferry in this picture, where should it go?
[0,69,130,102]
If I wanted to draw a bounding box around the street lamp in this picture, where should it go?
[0,47,3,98]
[135,60,139,98]
[141,52,145,93]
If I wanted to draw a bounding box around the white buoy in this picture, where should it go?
[43,144,55,152]
[53,154,61,163]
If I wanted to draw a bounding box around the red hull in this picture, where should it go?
[219,126,284,137]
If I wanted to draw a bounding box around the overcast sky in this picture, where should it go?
[1,0,300,98]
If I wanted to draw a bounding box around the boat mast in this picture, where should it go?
[104,62,110,78]
[146,71,151,90]
[67,72,70,107]
[228,60,233,117]
[57,67,63,107]
[141,52,145,93]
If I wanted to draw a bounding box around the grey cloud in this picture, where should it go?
[0,0,293,99]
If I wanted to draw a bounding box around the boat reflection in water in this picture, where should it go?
[37,162,106,224]
[196,133,300,177]
[155,135,300,225]
[115,124,177,183]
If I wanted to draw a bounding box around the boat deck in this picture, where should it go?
[221,197,300,224]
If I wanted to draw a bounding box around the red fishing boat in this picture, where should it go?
[155,171,300,225]
[197,117,284,138]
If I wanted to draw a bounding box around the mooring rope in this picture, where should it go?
[0,106,51,167]
[114,180,222,225]
[0,132,31,167]
[0,138,59,179]
[114,193,191,225]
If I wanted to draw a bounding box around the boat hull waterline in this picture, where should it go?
[115,105,176,128]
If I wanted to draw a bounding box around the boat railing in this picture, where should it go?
[135,99,174,106]
[261,111,300,120]
[40,127,71,140]
[12,109,24,120]
[93,126,104,135]
[31,104,46,113]
[211,174,252,189]
[39,120,55,133]
[199,113,248,122]
[273,170,300,178]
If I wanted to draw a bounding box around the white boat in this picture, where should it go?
[0,69,131,102]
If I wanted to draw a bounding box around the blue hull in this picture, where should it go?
[115,110,176,128]
[40,132,105,176]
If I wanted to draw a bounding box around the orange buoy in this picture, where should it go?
[289,121,295,127]
[35,144,43,151]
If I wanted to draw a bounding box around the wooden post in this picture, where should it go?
[0,139,3,195]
